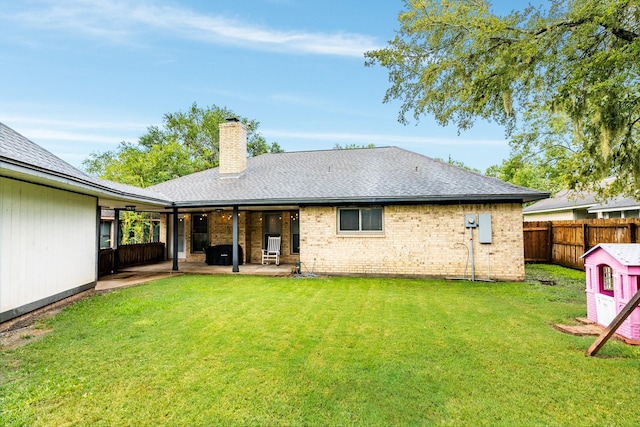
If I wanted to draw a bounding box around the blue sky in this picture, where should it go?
[0,0,522,173]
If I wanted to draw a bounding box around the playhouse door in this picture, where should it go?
[595,293,616,326]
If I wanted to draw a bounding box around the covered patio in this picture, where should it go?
[96,261,296,291]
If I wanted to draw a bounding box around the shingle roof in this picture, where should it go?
[0,122,169,204]
[1,122,91,182]
[589,196,640,212]
[150,147,547,206]
[582,243,640,265]
[522,188,598,213]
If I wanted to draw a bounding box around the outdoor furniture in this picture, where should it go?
[206,244,243,266]
[262,236,281,265]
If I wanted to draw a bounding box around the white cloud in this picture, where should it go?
[8,0,380,57]
[263,130,508,147]
[2,115,147,132]
[1,115,147,146]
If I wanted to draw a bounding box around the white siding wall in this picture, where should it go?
[0,178,97,317]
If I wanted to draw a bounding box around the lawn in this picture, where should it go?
[2,266,640,426]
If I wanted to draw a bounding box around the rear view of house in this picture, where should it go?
[151,119,548,281]
[2,119,547,324]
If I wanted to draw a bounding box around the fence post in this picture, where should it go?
[547,222,553,263]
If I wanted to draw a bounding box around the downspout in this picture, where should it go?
[232,205,239,273]
[172,206,179,272]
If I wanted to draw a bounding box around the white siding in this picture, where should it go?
[0,178,97,316]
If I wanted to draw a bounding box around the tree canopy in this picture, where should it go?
[83,103,282,187]
[365,0,640,198]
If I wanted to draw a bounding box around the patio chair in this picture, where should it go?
[262,236,281,265]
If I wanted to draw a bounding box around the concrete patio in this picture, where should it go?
[96,261,296,291]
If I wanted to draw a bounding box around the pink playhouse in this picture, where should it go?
[582,243,640,341]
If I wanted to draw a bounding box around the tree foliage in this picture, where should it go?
[333,143,376,149]
[83,103,283,187]
[365,0,640,198]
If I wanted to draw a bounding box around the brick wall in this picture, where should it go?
[299,203,526,281]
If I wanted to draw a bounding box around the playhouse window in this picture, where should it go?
[600,265,614,296]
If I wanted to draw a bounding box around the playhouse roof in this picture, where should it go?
[582,243,640,266]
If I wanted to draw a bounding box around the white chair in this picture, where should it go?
[262,236,281,265]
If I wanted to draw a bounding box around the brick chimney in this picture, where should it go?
[219,118,247,177]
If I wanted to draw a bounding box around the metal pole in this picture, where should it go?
[469,226,475,281]
[232,205,239,273]
[114,208,120,273]
[172,207,179,272]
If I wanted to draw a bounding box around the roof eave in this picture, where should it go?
[169,193,546,209]
[1,157,171,206]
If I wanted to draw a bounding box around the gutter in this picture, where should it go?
[1,158,171,206]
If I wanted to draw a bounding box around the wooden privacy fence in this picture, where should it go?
[99,242,165,277]
[524,219,640,270]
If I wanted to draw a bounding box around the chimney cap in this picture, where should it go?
[225,117,240,123]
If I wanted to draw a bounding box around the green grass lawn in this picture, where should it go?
[2,266,640,426]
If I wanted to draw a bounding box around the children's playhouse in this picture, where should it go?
[582,243,640,341]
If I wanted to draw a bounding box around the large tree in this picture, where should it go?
[83,103,282,187]
[365,0,640,198]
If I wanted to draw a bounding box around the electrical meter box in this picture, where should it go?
[465,214,478,228]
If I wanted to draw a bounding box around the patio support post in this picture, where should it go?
[232,205,239,273]
[114,208,120,273]
[172,207,179,271]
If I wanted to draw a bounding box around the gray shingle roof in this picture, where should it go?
[150,147,547,206]
[582,244,640,265]
[0,122,169,204]
[1,122,91,182]
[589,196,640,212]
[522,188,598,213]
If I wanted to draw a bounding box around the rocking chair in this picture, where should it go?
[262,236,281,265]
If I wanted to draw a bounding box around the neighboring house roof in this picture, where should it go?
[0,122,170,209]
[522,188,598,215]
[582,243,640,265]
[150,147,548,207]
[588,196,640,214]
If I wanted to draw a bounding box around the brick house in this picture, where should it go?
[150,119,547,281]
[1,120,546,323]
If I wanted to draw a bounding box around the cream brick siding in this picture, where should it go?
[299,203,525,281]
[219,121,247,176]
[167,203,525,280]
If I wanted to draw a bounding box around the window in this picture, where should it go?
[191,214,209,253]
[290,211,300,254]
[600,265,614,296]
[263,212,282,250]
[99,221,112,249]
[338,207,383,233]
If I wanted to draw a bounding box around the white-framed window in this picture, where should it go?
[600,265,614,296]
[338,207,383,233]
